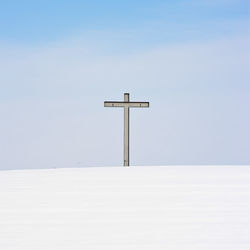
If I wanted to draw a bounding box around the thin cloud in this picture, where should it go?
[0,33,249,169]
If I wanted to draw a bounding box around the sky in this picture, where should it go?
[0,0,249,170]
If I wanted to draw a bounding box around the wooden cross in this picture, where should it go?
[104,93,149,167]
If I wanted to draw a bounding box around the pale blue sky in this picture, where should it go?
[0,0,249,45]
[0,0,249,169]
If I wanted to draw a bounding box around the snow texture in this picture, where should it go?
[0,166,250,250]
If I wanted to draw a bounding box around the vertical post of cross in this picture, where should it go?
[124,93,129,166]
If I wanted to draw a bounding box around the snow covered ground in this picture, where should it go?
[0,166,250,250]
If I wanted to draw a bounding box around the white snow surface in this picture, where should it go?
[0,166,250,250]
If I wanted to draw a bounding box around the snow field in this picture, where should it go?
[0,166,250,250]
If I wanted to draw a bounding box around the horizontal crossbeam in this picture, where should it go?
[104,101,149,108]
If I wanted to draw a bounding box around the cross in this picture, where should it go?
[104,93,149,167]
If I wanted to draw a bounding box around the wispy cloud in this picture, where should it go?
[0,33,249,169]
